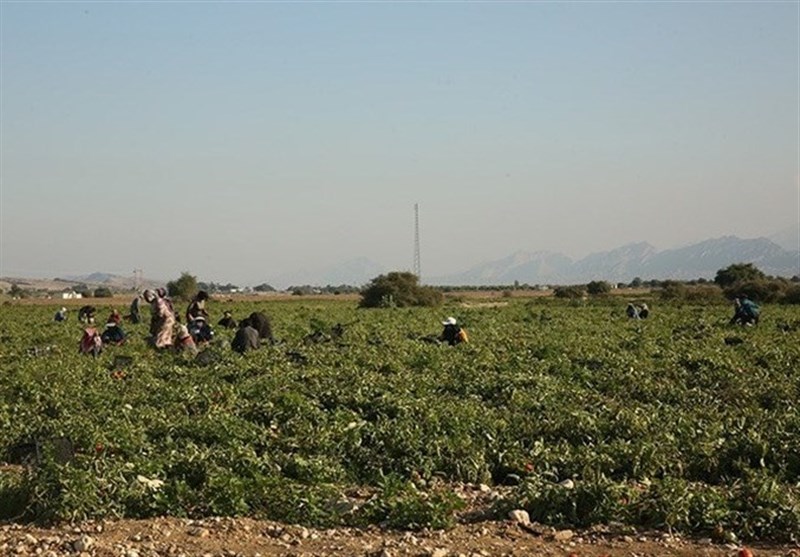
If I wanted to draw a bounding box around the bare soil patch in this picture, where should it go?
[2,516,798,557]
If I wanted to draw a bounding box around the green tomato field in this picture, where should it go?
[1,296,799,541]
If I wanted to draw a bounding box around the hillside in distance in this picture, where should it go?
[428,236,800,286]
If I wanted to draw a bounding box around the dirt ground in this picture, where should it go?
[2,515,799,557]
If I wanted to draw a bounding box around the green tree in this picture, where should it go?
[714,263,766,288]
[93,287,113,298]
[359,272,442,308]
[586,280,612,296]
[167,272,199,301]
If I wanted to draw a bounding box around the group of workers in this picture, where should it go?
[55,289,761,358]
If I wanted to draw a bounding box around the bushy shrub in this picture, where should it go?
[683,285,725,304]
[359,272,442,308]
[659,281,687,301]
[714,263,766,288]
[724,279,787,303]
[781,285,800,304]
[586,281,612,296]
[554,285,585,299]
[93,287,113,298]
[167,272,198,301]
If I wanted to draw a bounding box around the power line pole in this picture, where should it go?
[413,203,421,282]
[133,269,143,291]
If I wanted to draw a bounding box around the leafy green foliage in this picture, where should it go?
[715,263,767,288]
[167,272,199,301]
[586,281,612,296]
[359,272,442,308]
[553,285,585,299]
[1,298,800,539]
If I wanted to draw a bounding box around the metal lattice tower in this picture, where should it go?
[133,269,143,291]
[413,203,421,281]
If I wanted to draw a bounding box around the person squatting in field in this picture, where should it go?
[439,317,468,346]
[144,289,176,348]
[54,307,68,322]
[240,311,275,344]
[101,309,126,345]
[730,295,760,326]
[231,320,260,354]
[186,291,214,344]
[218,310,237,329]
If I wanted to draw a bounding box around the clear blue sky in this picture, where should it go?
[1,1,798,285]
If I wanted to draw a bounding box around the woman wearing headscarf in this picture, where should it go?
[143,289,176,348]
[186,290,210,323]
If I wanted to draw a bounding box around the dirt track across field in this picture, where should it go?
[1,517,798,557]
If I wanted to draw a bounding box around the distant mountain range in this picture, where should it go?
[427,236,799,286]
[0,272,164,294]
[5,233,798,292]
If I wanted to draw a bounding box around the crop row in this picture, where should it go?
[1,299,798,540]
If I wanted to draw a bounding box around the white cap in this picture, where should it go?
[442,317,457,326]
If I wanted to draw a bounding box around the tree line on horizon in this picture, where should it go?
[3,264,799,305]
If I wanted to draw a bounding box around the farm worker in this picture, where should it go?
[107,309,122,325]
[626,303,640,319]
[175,324,198,355]
[54,307,68,322]
[439,317,468,346]
[232,321,260,354]
[188,315,214,344]
[78,327,103,357]
[101,310,126,345]
[78,305,97,324]
[129,295,142,324]
[218,310,237,329]
[638,303,650,319]
[143,289,176,349]
[730,295,760,326]
[186,290,210,323]
[242,311,275,344]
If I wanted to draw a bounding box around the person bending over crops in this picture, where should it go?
[232,320,260,354]
[730,295,760,326]
[54,307,68,322]
[188,315,214,344]
[241,311,275,344]
[626,303,640,319]
[79,327,102,357]
[78,305,96,324]
[143,289,176,348]
[638,303,650,319]
[128,295,142,324]
[218,310,237,329]
[439,317,468,346]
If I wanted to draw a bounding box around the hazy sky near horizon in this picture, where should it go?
[1,1,798,285]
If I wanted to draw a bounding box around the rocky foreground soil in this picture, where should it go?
[2,516,799,557]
